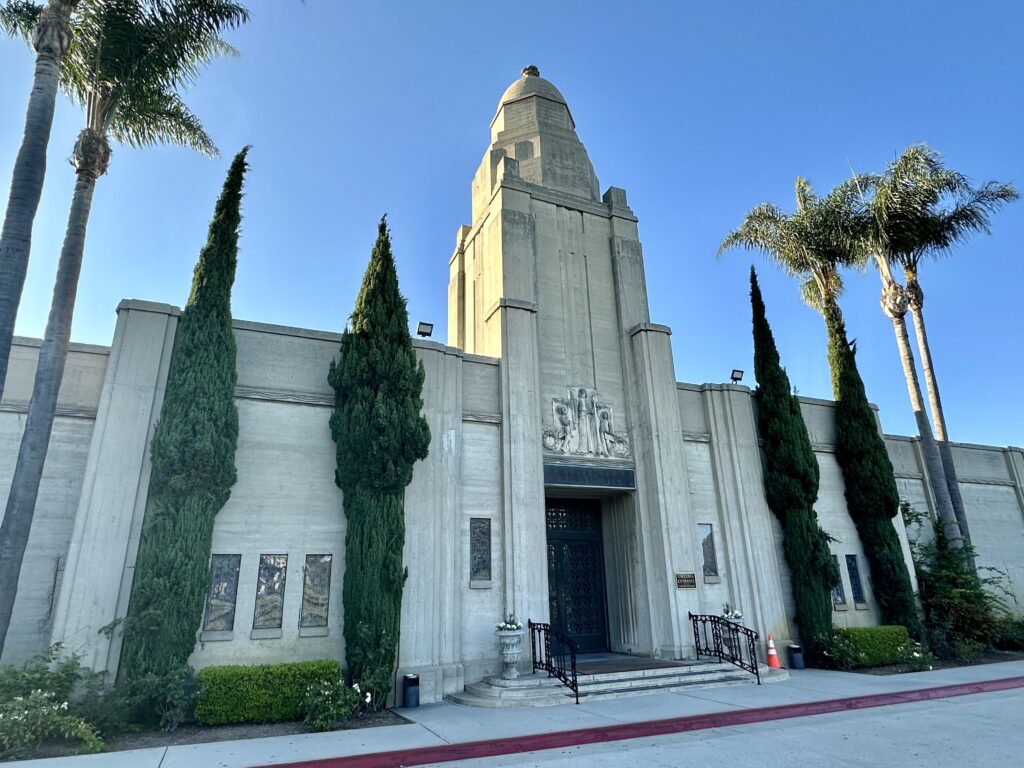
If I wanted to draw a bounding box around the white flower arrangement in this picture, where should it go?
[721,603,743,621]
[495,612,523,631]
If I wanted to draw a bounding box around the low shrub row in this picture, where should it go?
[194,659,341,725]
[824,625,933,670]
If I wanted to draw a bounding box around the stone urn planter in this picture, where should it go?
[495,613,526,680]
[495,629,527,679]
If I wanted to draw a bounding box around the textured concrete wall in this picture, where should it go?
[189,317,346,669]
[0,338,108,664]
[50,302,178,674]
[676,384,793,651]
[39,304,506,705]
[886,436,1024,614]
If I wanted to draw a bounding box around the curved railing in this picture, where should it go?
[528,620,579,704]
[688,613,761,684]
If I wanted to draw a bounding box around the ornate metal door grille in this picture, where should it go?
[546,499,608,653]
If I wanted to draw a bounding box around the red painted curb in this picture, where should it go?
[265,675,1024,768]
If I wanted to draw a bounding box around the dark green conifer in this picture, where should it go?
[328,216,430,706]
[750,268,838,663]
[824,298,923,639]
[120,148,248,682]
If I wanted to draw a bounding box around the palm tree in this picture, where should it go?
[719,177,867,362]
[854,151,959,550]
[863,145,1017,550]
[0,0,249,654]
[721,179,923,636]
[859,146,1018,553]
[0,0,78,400]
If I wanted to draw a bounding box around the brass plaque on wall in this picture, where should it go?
[675,572,697,589]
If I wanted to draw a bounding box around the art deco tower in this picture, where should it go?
[448,67,705,658]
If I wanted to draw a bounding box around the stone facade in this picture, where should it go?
[2,70,1023,706]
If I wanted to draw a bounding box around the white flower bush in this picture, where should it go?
[304,678,376,732]
[0,690,103,759]
[496,612,523,631]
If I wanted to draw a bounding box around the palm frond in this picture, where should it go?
[109,86,216,156]
[868,143,1019,268]
[57,0,248,154]
[721,176,866,309]
[799,276,824,312]
[0,0,42,40]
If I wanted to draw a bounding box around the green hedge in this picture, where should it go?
[194,660,341,725]
[833,626,911,668]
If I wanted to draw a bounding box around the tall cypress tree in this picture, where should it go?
[120,148,247,682]
[721,180,921,640]
[328,216,430,707]
[750,268,837,663]
[824,298,922,639]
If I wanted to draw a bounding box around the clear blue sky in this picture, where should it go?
[1,1,1021,446]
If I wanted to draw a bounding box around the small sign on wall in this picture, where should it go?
[675,572,697,589]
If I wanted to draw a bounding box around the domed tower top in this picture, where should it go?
[493,66,574,128]
[484,66,598,202]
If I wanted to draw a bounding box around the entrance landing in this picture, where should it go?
[575,652,689,675]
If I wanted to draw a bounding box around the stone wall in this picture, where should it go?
[0,338,108,664]
[885,436,1024,613]
[5,299,1023,698]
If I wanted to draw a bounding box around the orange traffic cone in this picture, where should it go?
[766,634,781,669]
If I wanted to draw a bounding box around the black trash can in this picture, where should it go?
[402,673,420,708]
[788,645,805,670]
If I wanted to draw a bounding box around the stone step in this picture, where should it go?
[448,664,785,708]
[576,668,751,693]
[577,662,737,685]
[462,680,564,699]
[449,681,569,708]
[579,673,753,700]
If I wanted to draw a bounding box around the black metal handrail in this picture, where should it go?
[689,613,761,685]
[528,620,579,704]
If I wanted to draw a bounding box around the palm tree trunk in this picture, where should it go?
[908,292,972,552]
[0,130,103,654]
[888,308,963,549]
[0,0,75,400]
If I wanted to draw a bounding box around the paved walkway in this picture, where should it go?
[12,660,1024,768]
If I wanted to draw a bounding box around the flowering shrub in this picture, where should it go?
[823,629,864,670]
[893,639,936,672]
[0,689,104,759]
[496,613,523,631]
[304,679,371,732]
[824,626,934,672]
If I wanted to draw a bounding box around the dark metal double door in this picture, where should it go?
[546,498,608,653]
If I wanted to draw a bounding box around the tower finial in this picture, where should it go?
[522,65,540,78]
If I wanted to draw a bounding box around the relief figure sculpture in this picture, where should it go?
[542,386,630,458]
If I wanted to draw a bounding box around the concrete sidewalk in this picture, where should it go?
[12,660,1024,768]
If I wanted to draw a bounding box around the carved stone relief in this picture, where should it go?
[542,387,630,458]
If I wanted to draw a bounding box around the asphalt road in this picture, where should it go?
[418,686,1024,767]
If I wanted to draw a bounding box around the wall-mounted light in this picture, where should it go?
[416,322,434,338]
[730,369,744,384]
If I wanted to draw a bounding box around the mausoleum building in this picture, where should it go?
[3,68,1023,704]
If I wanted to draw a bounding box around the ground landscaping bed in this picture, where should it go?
[854,649,1024,676]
